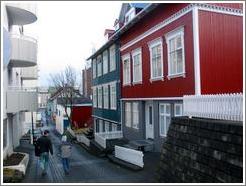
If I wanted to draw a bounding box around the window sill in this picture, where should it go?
[150,76,164,82]
[123,83,131,87]
[132,81,142,85]
[110,107,117,110]
[167,73,186,80]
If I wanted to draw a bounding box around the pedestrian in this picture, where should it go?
[59,135,72,175]
[36,130,53,176]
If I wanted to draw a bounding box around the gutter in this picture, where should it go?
[87,3,159,60]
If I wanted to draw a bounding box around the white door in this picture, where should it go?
[145,102,154,139]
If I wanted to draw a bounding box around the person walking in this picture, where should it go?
[36,130,53,176]
[59,135,72,175]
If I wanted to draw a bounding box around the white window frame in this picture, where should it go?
[148,37,164,81]
[132,48,142,84]
[132,102,139,129]
[92,59,97,79]
[97,55,102,77]
[122,53,131,86]
[110,82,117,110]
[125,102,131,128]
[109,45,116,72]
[98,86,102,108]
[165,27,185,79]
[125,7,136,24]
[105,121,110,132]
[92,87,97,108]
[103,84,109,109]
[174,103,183,116]
[159,103,171,137]
[103,50,108,75]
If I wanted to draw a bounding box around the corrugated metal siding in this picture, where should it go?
[211,3,243,10]
[121,11,195,98]
[199,10,243,94]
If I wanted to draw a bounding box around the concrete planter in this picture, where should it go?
[3,152,29,175]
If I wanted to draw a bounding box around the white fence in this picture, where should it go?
[95,131,123,149]
[77,134,90,147]
[183,93,243,121]
[115,146,144,168]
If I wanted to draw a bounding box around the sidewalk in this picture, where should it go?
[16,125,161,183]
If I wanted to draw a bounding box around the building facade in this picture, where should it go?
[119,3,243,151]
[3,3,38,158]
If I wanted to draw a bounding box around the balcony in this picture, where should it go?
[6,87,38,113]
[21,66,38,80]
[9,34,37,68]
[6,3,37,25]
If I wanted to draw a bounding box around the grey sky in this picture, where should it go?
[24,1,122,87]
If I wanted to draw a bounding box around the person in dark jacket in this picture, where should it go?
[36,130,53,176]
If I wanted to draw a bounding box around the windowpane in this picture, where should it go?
[132,102,139,129]
[97,56,102,77]
[133,52,142,82]
[103,51,108,74]
[176,36,182,48]
[103,86,109,109]
[160,115,165,135]
[149,106,152,125]
[151,43,162,79]
[125,103,131,127]
[110,45,116,71]
[110,83,117,109]
[123,57,131,85]
[177,49,183,73]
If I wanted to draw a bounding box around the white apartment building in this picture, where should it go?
[2,3,38,159]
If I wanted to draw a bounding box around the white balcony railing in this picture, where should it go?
[95,131,123,149]
[10,34,37,67]
[6,3,37,25]
[6,87,38,113]
[183,93,243,121]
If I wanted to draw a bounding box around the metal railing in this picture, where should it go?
[183,93,243,121]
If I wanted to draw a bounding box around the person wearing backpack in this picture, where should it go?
[59,135,72,175]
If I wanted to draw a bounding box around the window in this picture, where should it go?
[122,54,131,85]
[92,59,97,79]
[112,123,117,131]
[132,102,139,129]
[103,85,109,109]
[3,119,7,149]
[103,50,108,74]
[105,121,110,132]
[92,87,97,108]
[99,120,103,132]
[125,7,135,24]
[132,48,142,83]
[110,83,117,109]
[165,27,185,78]
[159,104,171,137]
[98,86,102,108]
[125,102,131,127]
[174,103,183,116]
[97,55,102,77]
[148,38,163,80]
[109,45,116,72]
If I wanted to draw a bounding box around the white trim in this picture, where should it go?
[122,53,131,86]
[165,26,186,79]
[110,82,117,110]
[192,7,201,95]
[131,47,142,84]
[92,115,120,124]
[148,37,164,81]
[121,97,183,101]
[120,4,243,52]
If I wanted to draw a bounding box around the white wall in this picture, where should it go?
[56,104,65,134]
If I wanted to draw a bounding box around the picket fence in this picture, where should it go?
[115,146,144,168]
[183,93,243,121]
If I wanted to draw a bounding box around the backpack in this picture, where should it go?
[34,140,41,157]
[61,144,72,158]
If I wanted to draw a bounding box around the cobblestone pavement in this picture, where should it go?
[18,123,161,183]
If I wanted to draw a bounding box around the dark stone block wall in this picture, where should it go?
[157,117,243,183]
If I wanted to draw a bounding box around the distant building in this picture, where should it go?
[82,61,92,99]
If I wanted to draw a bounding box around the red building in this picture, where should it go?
[118,3,243,151]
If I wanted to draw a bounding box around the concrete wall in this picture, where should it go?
[157,117,243,183]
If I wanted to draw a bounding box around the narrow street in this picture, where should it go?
[17,122,160,183]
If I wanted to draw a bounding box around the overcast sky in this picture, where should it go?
[24,1,122,87]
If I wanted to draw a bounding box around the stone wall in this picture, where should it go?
[157,117,243,183]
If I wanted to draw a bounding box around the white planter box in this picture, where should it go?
[4,152,29,175]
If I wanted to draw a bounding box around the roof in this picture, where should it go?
[130,3,149,9]
[57,97,92,105]
[87,3,159,60]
